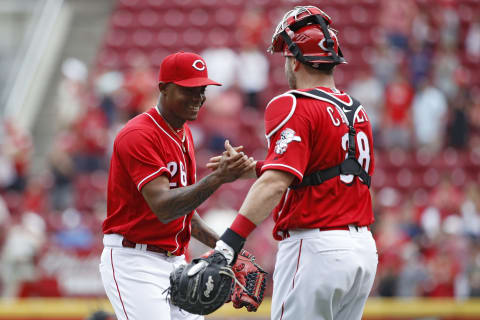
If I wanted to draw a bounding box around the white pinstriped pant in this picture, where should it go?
[99,234,202,320]
[271,226,378,320]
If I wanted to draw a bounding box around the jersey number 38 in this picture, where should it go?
[340,131,370,184]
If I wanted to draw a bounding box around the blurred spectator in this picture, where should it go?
[411,6,435,47]
[236,6,269,48]
[461,182,480,237]
[0,195,11,253]
[93,69,124,127]
[447,86,471,149]
[22,174,51,216]
[432,45,460,100]
[379,0,417,50]
[428,174,464,219]
[54,208,94,250]
[201,46,239,98]
[424,247,458,297]
[348,68,384,139]
[469,91,480,150]
[56,58,88,128]
[465,17,480,60]
[0,212,46,297]
[396,243,428,296]
[117,54,156,118]
[197,89,243,153]
[468,241,480,297]
[48,131,76,211]
[408,40,433,89]
[1,120,33,192]
[237,44,269,109]
[0,123,17,190]
[382,70,414,148]
[235,7,270,109]
[436,2,460,49]
[72,104,109,173]
[411,79,448,151]
[370,40,401,86]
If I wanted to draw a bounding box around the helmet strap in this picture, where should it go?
[312,14,342,63]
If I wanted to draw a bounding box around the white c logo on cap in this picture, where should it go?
[192,59,206,71]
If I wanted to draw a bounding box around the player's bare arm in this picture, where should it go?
[238,170,295,225]
[190,211,219,248]
[142,142,254,223]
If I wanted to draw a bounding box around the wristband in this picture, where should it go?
[255,160,265,177]
[220,228,245,255]
[230,214,257,238]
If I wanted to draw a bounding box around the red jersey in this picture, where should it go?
[260,87,375,240]
[102,107,196,255]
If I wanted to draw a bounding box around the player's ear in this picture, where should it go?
[293,59,301,71]
[159,82,168,93]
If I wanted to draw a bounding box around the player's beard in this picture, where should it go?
[285,58,297,89]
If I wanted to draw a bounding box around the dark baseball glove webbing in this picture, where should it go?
[168,251,236,315]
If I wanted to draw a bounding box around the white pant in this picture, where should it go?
[99,234,203,320]
[271,226,378,320]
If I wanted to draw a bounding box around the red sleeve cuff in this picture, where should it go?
[255,160,265,178]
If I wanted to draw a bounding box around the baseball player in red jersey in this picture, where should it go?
[205,6,378,320]
[100,51,255,320]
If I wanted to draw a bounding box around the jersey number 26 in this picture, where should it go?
[167,161,187,187]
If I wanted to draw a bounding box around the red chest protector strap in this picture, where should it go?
[290,89,371,189]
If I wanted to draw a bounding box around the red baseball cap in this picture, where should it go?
[158,51,221,87]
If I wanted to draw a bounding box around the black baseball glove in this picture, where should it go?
[169,251,235,315]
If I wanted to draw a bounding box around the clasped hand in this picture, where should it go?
[209,140,255,182]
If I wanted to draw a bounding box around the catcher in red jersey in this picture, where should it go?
[206,6,378,320]
[100,51,256,320]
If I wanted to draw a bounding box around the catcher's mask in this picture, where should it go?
[268,6,346,68]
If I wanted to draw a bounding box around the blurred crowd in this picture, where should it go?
[0,0,479,301]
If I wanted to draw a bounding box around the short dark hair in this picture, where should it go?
[309,63,335,75]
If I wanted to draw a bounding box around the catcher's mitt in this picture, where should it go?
[231,249,268,312]
[169,251,235,315]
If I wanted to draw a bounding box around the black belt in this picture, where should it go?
[121,238,173,256]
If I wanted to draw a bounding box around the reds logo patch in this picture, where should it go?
[275,128,301,154]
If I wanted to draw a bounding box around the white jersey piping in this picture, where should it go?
[262,163,303,178]
[137,167,169,191]
[276,188,291,220]
[265,93,297,140]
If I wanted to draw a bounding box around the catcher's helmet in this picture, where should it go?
[268,6,346,67]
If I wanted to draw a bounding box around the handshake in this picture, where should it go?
[168,246,267,315]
